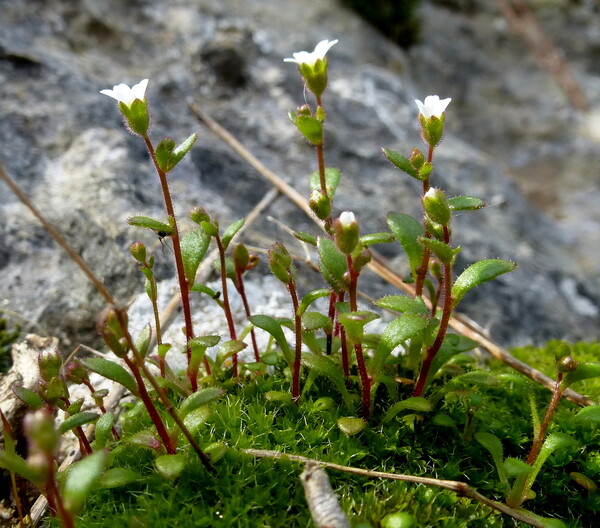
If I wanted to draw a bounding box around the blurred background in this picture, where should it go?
[1,0,599,350]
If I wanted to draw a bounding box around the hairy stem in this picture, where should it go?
[346,256,370,419]
[216,234,239,376]
[235,271,260,362]
[288,280,303,402]
[413,225,453,397]
[414,146,435,296]
[142,135,204,385]
[526,373,564,465]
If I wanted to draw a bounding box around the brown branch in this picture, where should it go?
[242,449,551,528]
[189,106,593,407]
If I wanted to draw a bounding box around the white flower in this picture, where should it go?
[415,95,451,119]
[339,211,356,227]
[284,39,338,67]
[100,79,148,107]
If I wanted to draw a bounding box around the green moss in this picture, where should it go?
[66,355,600,528]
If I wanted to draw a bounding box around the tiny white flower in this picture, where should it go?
[100,79,149,108]
[339,211,356,227]
[284,39,338,67]
[424,187,438,199]
[415,95,451,119]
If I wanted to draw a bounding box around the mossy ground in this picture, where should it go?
[48,343,600,528]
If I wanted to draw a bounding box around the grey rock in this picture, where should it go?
[1,0,599,351]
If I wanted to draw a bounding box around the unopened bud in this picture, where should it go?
[334,211,359,255]
[130,242,147,263]
[24,409,58,455]
[233,243,250,274]
[38,348,62,382]
[190,207,211,225]
[423,187,451,226]
[309,189,331,220]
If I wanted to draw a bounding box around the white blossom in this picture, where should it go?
[100,79,148,107]
[284,39,338,67]
[415,95,451,119]
[339,211,356,227]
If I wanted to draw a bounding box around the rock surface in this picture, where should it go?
[0,0,599,350]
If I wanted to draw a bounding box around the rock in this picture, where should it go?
[0,0,599,353]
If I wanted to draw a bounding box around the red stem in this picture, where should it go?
[526,374,564,465]
[346,256,371,419]
[142,135,208,386]
[46,454,74,528]
[288,280,303,402]
[123,356,176,454]
[235,271,260,362]
[414,146,435,297]
[413,226,453,397]
[216,234,239,376]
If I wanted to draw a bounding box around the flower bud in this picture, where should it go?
[190,207,211,225]
[334,211,359,255]
[423,187,451,226]
[409,148,425,170]
[309,189,331,220]
[284,40,338,98]
[38,348,62,383]
[233,243,250,274]
[97,308,128,357]
[64,360,90,385]
[352,248,372,272]
[24,409,58,455]
[558,355,579,373]
[130,242,147,263]
[268,242,293,284]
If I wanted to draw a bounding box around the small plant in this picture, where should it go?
[0,37,598,528]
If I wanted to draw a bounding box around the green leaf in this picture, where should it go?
[169,133,197,171]
[155,454,187,480]
[418,237,458,265]
[127,216,173,234]
[298,288,331,317]
[295,114,323,144]
[374,295,429,316]
[562,363,600,389]
[97,467,140,489]
[338,311,380,345]
[12,385,43,410]
[576,405,600,423]
[452,259,517,306]
[155,137,176,172]
[448,195,486,211]
[62,451,106,514]
[337,417,366,436]
[58,412,100,435]
[301,312,333,333]
[135,324,152,358]
[370,314,429,377]
[504,457,532,478]
[182,405,211,436]
[301,354,354,410]
[426,334,480,387]
[178,387,225,419]
[264,391,294,405]
[81,358,138,396]
[310,168,341,197]
[249,315,293,365]
[359,232,395,246]
[475,432,508,488]
[221,218,245,251]
[181,227,210,288]
[0,450,44,485]
[318,237,348,294]
[383,397,432,423]
[93,412,115,450]
[293,231,318,246]
[382,148,419,179]
[387,212,424,278]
